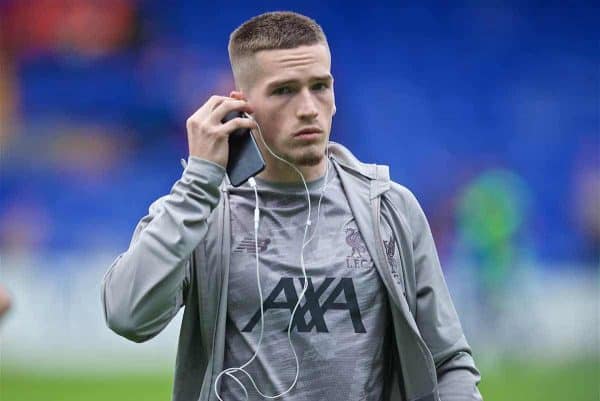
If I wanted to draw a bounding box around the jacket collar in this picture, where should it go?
[219,141,392,198]
[328,141,391,199]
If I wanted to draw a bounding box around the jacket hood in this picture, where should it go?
[328,141,391,199]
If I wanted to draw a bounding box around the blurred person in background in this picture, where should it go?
[101,11,482,401]
[0,285,12,319]
[453,169,534,358]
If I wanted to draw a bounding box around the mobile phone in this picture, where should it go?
[221,110,266,187]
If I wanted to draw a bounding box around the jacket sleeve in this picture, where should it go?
[101,156,226,343]
[403,189,483,401]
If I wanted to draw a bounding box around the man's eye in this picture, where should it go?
[272,86,293,95]
[312,82,329,91]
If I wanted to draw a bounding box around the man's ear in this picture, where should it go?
[230,90,246,100]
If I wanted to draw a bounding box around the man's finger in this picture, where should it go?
[219,117,258,137]
[207,95,228,111]
[211,99,253,123]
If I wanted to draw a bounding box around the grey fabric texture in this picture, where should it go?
[101,142,483,401]
[221,162,391,401]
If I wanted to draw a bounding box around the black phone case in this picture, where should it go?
[221,111,266,187]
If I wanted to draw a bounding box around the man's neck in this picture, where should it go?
[256,157,327,184]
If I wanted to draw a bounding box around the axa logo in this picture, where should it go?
[242,277,366,334]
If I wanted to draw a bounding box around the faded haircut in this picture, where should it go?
[228,11,329,90]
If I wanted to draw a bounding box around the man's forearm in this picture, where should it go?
[436,350,483,401]
[101,157,225,342]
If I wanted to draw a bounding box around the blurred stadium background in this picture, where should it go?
[0,1,598,400]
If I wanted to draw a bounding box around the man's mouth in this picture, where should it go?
[293,127,323,139]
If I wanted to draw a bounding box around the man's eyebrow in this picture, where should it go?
[266,75,333,90]
[312,75,333,83]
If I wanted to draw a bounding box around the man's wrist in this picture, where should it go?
[183,156,226,187]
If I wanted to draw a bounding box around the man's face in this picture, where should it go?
[243,44,336,169]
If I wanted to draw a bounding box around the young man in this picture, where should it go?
[102,11,483,401]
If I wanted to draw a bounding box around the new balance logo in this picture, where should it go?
[242,277,366,334]
[233,236,271,254]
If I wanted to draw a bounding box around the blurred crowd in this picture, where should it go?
[0,1,598,271]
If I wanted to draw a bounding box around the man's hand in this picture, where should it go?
[186,93,257,168]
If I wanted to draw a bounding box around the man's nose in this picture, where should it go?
[296,88,319,120]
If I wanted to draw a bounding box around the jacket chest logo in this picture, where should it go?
[383,236,398,273]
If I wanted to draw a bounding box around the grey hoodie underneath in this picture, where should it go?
[221,160,391,400]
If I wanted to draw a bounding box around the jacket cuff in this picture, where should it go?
[183,156,226,187]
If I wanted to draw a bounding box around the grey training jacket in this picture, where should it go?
[102,142,483,401]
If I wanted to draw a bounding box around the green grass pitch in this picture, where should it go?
[1,359,597,401]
